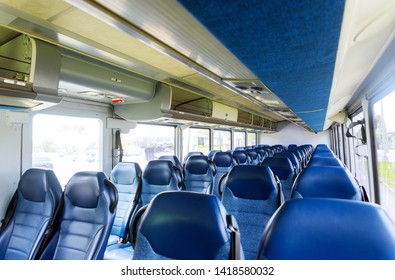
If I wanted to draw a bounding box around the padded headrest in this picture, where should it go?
[159,155,182,169]
[185,155,210,175]
[207,150,220,159]
[143,160,175,185]
[212,152,234,167]
[315,144,331,152]
[308,156,343,167]
[19,168,61,202]
[245,149,258,158]
[262,157,293,180]
[111,162,142,185]
[184,151,203,162]
[64,171,107,208]
[258,198,395,259]
[139,191,230,259]
[275,152,299,166]
[292,166,362,200]
[231,150,248,162]
[224,165,277,200]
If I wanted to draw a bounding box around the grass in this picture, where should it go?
[378,161,395,188]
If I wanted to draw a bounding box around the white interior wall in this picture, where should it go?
[0,110,24,220]
[260,122,331,148]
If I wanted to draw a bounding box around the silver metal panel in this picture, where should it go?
[59,50,156,103]
[92,0,256,80]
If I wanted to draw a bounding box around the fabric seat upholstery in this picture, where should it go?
[212,151,237,198]
[262,157,295,200]
[132,191,243,260]
[221,165,283,259]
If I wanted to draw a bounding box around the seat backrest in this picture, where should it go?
[132,191,242,260]
[158,155,184,184]
[307,156,343,167]
[0,168,62,260]
[212,151,237,198]
[140,160,181,206]
[258,198,395,259]
[38,171,118,260]
[183,151,204,165]
[221,165,283,259]
[245,148,260,165]
[207,149,221,160]
[291,166,363,200]
[231,150,250,165]
[183,155,214,194]
[274,151,301,174]
[107,162,142,245]
[158,155,183,173]
[262,157,295,200]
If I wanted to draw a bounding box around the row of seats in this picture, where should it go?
[257,144,395,259]
[5,144,395,260]
[103,144,310,260]
[103,144,313,260]
[105,144,395,260]
[0,169,118,260]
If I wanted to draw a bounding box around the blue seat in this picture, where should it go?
[221,165,283,259]
[254,147,267,163]
[308,156,344,167]
[106,162,142,246]
[291,166,363,200]
[158,155,184,184]
[132,191,243,260]
[38,171,118,260]
[257,198,395,259]
[231,150,250,165]
[274,152,300,174]
[140,160,182,203]
[212,151,237,198]
[207,149,221,160]
[183,155,214,194]
[262,157,296,200]
[246,148,260,165]
[183,151,204,165]
[0,168,62,260]
[104,159,181,260]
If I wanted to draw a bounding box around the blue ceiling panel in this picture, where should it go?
[178,0,345,132]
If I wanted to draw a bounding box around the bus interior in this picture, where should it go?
[1,0,395,260]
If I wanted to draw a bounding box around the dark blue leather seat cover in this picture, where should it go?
[291,166,363,200]
[0,168,62,260]
[39,171,117,260]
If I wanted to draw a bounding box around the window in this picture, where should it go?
[233,131,245,148]
[182,127,210,158]
[213,130,231,151]
[122,124,175,169]
[32,114,101,186]
[349,111,370,198]
[373,92,395,220]
[247,132,257,146]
